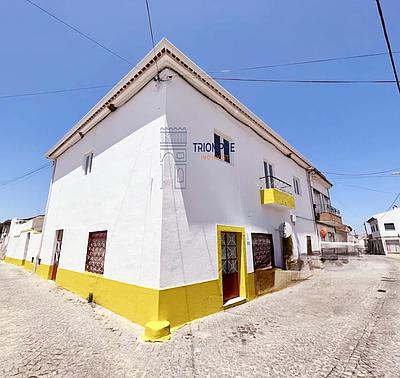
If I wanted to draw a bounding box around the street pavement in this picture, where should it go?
[1,255,400,377]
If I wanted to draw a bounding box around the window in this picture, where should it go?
[384,223,395,231]
[263,161,274,188]
[214,132,232,164]
[293,177,301,195]
[83,152,93,175]
[85,231,107,274]
[223,138,230,163]
[214,133,221,159]
[371,224,375,232]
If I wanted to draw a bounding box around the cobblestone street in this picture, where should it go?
[1,255,400,377]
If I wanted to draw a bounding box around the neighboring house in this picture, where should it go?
[310,172,347,242]
[0,219,11,259]
[3,215,44,269]
[32,39,330,337]
[367,207,400,254]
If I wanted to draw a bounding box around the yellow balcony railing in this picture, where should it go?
[259,176,295,209]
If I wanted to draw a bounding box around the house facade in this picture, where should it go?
[310,173,347,243]
[3,215,44,270]
[30,39,330,338]
[367,207,400,254]
[0,219,11,259]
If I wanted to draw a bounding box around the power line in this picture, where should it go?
[209,50,400,74]
[0,163,51,189]
[0,84,113,100]
[212,77,398,84]
[333,182,396,195]
[25,0,133,66]
[144,0,160,79]
[322,167,400,176]
[378,191,400,220]
[375,0,400,95]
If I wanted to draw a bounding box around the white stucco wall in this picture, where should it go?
[160,70,319,288]
[5,218,42,263]
[40,79,166,288]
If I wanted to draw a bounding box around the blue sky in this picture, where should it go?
[1,0,399,234]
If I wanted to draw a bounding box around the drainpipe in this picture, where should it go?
[33,159,57,274]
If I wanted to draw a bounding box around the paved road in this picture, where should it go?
[1,255,400,377]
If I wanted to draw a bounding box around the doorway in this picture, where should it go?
[22,232,31,265]
[251,233,274,295]
[221,231,240,303]
[306,236,312,255]
[50,230,63,281]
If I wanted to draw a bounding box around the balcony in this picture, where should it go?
[259,176,295,209]
[315,204,343,226]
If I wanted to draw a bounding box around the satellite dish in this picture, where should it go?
[279,222,293,238]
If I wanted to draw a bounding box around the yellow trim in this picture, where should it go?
[36,264,52,279]
[142,321,171,342]
[55,268,159,327]
[23,261,34,271]
[4,256,24,266]
[260,188,295,208]
[217,225,250,303]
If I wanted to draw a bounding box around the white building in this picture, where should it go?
[30,39,330,339]
[4,215,44,270]
[367,207,400,254]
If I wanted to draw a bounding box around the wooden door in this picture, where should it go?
[252,233,274,295]
[50,230,63,281]
[221,232,239,302]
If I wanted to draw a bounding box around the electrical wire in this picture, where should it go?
[322,168,400,176]
[378,191,400,220]
[144,0,160,79]
[0,84,113,100]
[0,163,51,189]
[25,0,133,66]
[211,77,397,84]
[208,50,400,74]
[375,0,400,95]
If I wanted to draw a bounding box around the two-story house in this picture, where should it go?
[310,171,347,243]
[33,39,330,340]
[367,207,400,254]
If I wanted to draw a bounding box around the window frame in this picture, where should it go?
[263,160,275,189]
[384,223,395,231]
[83,151,94,175]
[293,176,301,195]
[213,130,233,165]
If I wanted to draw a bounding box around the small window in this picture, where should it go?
[85,231,107,274]
[83,152,93,175]
[214,133,221,159]
[263,161,274,188]
[214,132,232,164]
[384,223,395,231]
[223,138,230,163]
[293,177,301,195]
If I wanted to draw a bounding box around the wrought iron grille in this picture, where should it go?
[259,176,292,195]
[221,232,238,274]
[252,233,273,270]
[85,231,107,275]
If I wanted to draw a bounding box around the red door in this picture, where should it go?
[221,232,239,302]
[50,230,63,281]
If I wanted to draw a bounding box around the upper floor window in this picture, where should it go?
[214,132,232,164]
[293,177,301,195]
[384,223,395,231]
[263,161,274,188]
[83,152,93,175]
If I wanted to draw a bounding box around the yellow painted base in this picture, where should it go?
[260,188,295,208]
[36,264,51,280]
[23,261,34,271]
[142,320,171,342]
[4,256,24,266]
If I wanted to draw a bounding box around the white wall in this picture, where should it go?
[40,79,166,288]
[160,69,318,288]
